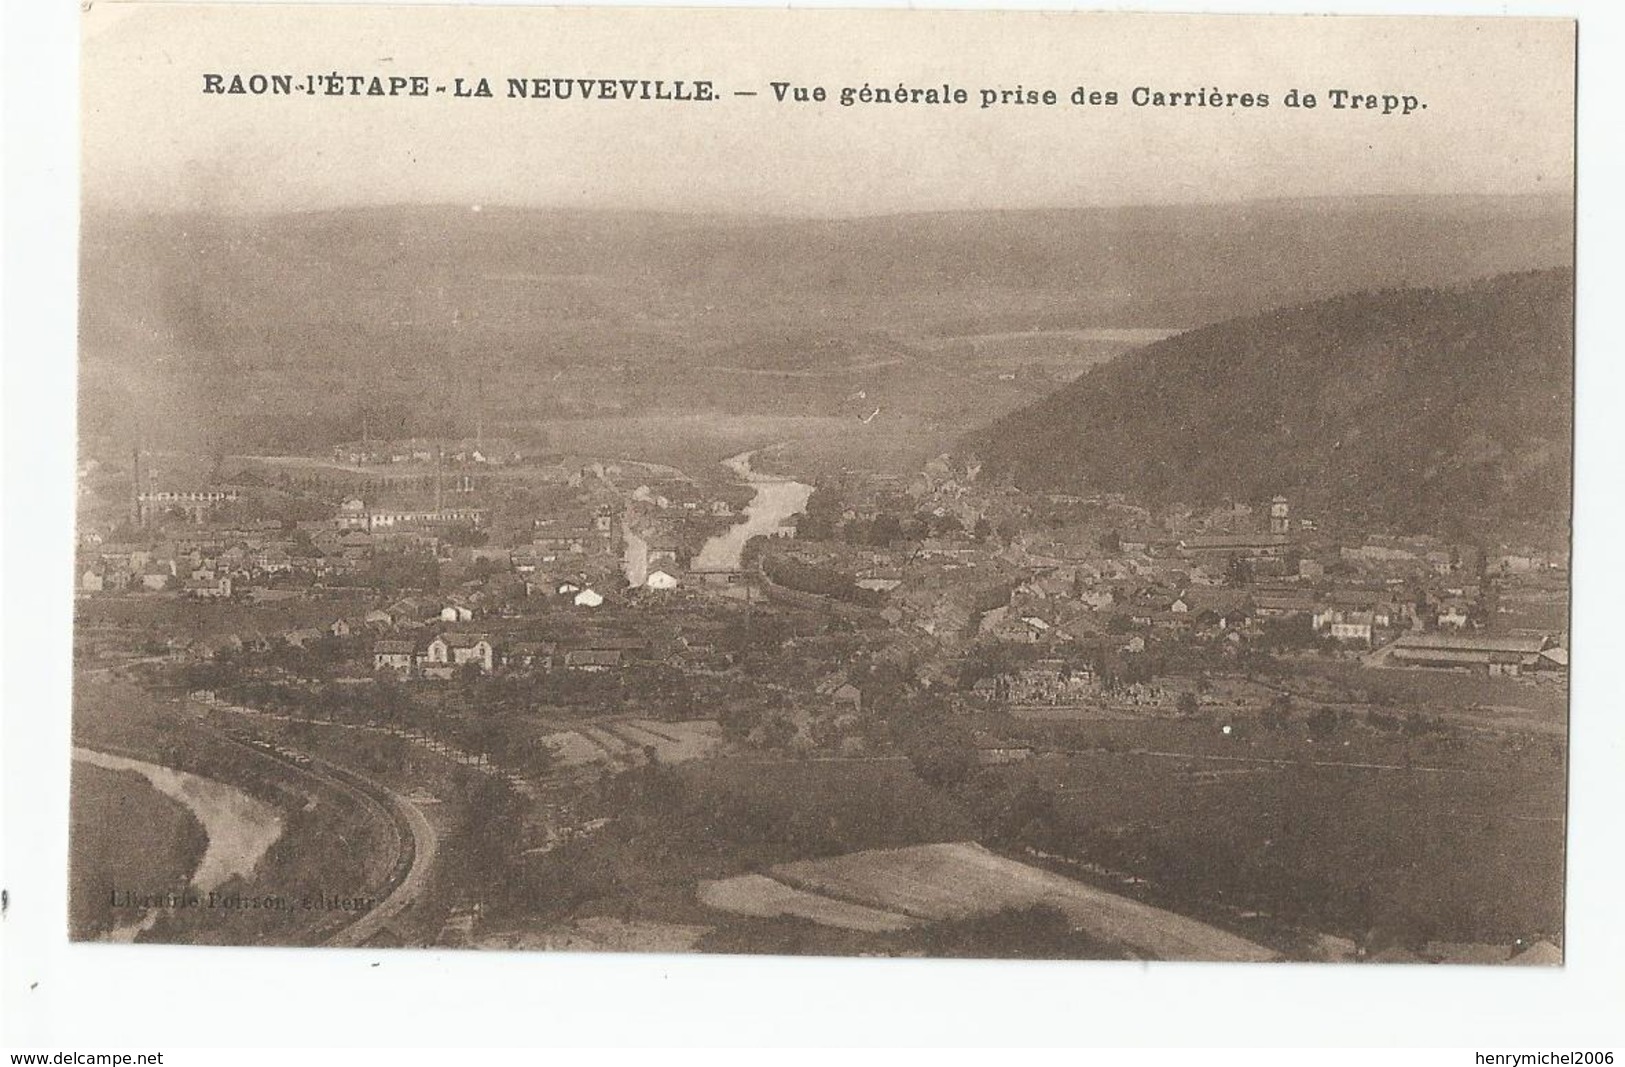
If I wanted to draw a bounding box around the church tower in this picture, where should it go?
[1269,495,1291,535]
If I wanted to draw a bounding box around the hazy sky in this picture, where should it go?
[82,4,1575,215]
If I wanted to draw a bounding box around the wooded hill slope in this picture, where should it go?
[970,269,1573,540]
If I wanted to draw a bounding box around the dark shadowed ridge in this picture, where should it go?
[969,268,1573,542]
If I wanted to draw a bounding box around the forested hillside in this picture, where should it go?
[972,270,1573,540]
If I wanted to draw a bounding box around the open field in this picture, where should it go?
[77,595,375,645]
[543,414,857,469]
[916,328,1174,377]
[740,842,1275,961]
[540,718,725,769]
[474,916,710,953]
[1495,590,1569,633]
[541,412,959,480]
[675,758,977,857]
[541,727,617,768]
[1273,658,1568,727]
[697,873,915,934]
[208,411,958,484]
[606,719,722,763]
[980,710,1557,767]
[498,758,975,933]
[986,738,1565,946]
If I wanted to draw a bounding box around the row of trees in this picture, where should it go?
[761,556,884,607]
[794,487,995,546]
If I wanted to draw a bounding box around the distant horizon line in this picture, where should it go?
[79,189,1575,223]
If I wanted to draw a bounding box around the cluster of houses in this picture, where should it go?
[129,570,762,688]
[79,524,448,596]
[969,659,1103,705]
[629,480,742,517]
[79,522,308,597]
[330,438,524,467]
[80,486,628,599]
[136,584,659,678]
[79,464,759,688]
[86,444,1571,702]
[370,631,650,679]
[867,551,1513,651]
[760,470,1570,683]
[965,576,1568,672]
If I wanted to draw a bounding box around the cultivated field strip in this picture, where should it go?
[576,724,636,760]
[630,719,722,762]
[540,729,613,767]
[546,719,724,768]
[600,720,669,750]
[623,720,686,743]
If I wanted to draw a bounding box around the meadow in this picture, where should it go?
[979,731,1566,947]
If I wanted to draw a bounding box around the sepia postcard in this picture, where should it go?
[72,3,1574,965]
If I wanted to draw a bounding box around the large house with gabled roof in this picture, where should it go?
[425,632,495,673]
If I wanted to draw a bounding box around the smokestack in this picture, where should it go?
[130,447,142,527]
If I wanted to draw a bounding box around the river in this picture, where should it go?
[73,746,285,941]
[622,523,649,587]
[692,449,813,572]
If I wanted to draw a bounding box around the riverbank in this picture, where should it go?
[69,761,210,941]
[72,746,285,940]
[75,746,286,894]
[692,449,812,572]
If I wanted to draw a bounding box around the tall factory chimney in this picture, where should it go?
[130,447,142,527]
[434,443,444,513]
